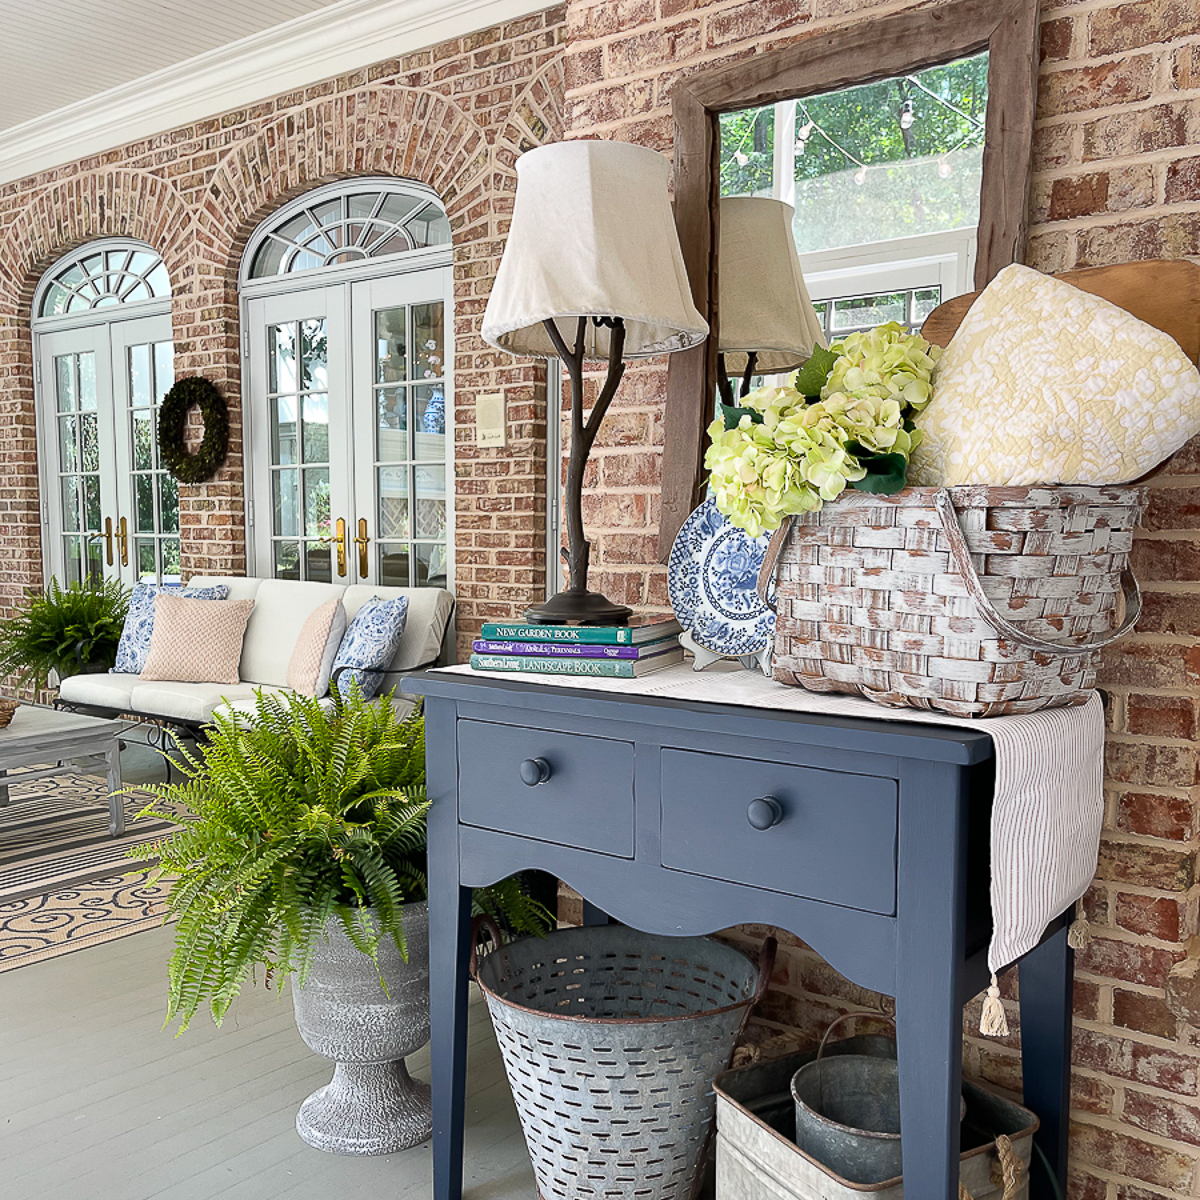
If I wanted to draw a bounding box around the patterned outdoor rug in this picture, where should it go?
[0,772,183,973]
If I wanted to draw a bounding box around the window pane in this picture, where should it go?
[375,308,407,383]
[377,386,406,460]
[135,474,155,532]
[80,412,99,471]
[912,287,943,325]
[136,539,157,580]
[273,396,298,465]
[83,475,101,531]
[377,467,409,540]
[55,355,76,412]
[413,303,444,381]
[274,540,301,580]
[58,416,78,473]
[413,384,446,445]
[273,470,299,537]
[305,543,333,584]
[303,468,331,537]
[62,537,83,587]
[129,343,151,407]
[78,353,97,410]
[146,263,170,296]
[162,537,181,584]
[831,292,907,331]
[61,477,80,532]
[415,465,446,541]
[154,341,175,400]
[300,318,327,392]
[84,540,104,586]
[269,323,297,394]
[378,542,409,587]
[301,393,329,464]
[414,542,447,587]
[132,411,154,470]
[159,474,179,534]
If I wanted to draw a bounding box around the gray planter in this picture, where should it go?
[292,901,431,1155]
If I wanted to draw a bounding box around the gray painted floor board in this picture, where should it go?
[0,923,535,1200]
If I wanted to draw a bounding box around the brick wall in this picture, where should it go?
[561,1,1200,1195]
[0,5,567,660]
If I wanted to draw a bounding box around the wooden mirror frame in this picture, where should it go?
[657,0,1042,558]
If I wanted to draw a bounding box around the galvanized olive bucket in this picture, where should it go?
[790,1014,964,1186]
[473,920,774,1200]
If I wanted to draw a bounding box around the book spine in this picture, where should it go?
[470,654,638,678]
[473,640,643,658]
[480,624,633,645]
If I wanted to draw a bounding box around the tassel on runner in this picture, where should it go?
[980,972,1010,1036]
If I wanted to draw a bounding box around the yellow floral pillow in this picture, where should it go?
[910,264,1200,487]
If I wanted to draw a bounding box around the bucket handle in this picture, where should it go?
[468,913,505,981]
[814,1012,1023,1200]
[932,489,1142,655]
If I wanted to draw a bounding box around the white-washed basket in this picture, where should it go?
[757,485,1146,718]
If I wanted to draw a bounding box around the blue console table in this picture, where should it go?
[404,669,1073,1200]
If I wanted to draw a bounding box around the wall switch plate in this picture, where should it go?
[475,392,506,447]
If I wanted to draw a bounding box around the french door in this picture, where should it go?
[37,314,178,587]
[246,266,451,588]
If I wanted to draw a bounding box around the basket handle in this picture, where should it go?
[933,489,1142,655]
[756,521,794,612]
[468,913,505,981]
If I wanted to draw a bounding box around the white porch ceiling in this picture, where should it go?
[0,0,547,185]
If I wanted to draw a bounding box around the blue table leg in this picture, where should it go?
[1020,921,1073,1200]
[895,759,968,1200]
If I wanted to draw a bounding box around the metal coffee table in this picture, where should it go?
[0,705,125,836]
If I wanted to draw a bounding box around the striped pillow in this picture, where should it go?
[140,596,255,685]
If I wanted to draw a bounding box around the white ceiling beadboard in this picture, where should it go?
[0,0,548,185]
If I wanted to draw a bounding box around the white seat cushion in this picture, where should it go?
[128,681,286,725]
[59,671,141,711]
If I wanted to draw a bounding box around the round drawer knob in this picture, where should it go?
[746,796,783,831]
[519,757,552,787]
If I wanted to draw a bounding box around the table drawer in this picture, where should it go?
[660,749,897,914]
[457,719,635,857]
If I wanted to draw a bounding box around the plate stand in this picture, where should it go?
[680,630,772,676]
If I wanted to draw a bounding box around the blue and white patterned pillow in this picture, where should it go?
[112,582,230,675]
[332,596,410,699]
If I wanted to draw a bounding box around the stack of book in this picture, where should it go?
[470,615,684,678]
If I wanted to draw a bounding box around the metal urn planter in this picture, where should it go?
[292,902,431,1155]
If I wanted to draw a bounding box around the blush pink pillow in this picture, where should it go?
[287,599,346,697]
[140,596,256,685]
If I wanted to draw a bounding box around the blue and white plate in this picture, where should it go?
[668,497,775,658]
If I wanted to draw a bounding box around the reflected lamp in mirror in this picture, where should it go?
[482,140,708,624]
[717,196,826,406]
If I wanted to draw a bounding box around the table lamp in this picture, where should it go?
[717,196,826,406]
[482,139,709,624]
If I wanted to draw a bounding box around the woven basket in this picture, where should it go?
[757,485,1146,718]
[0,699,18,729]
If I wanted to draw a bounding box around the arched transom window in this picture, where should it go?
[39,245,170,317]
[247,186,451,280]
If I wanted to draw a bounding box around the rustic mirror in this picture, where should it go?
[657,0,1041,557]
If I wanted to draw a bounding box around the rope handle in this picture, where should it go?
[959,1133,1024,1200]
[933,489,1141,655]
[756,520,794,612]
[467,913,505,980]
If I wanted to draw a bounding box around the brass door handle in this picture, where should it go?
[354,518,370,579]
[318,517,348,577]
[116,516,128,567]
[86,518,113,567]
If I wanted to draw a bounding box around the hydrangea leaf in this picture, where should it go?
[789,344,839,400]
[720,402,764,431]
[846,443,909,494]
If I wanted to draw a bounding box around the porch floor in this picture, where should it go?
[0,923,535,1200]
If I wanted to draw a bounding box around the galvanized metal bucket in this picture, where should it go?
[473,920,773,1200]
[790,1014,964,1186]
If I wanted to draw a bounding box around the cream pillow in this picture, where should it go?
[286,599,346,697]
[910,263,1200,487]
[140,596,255,685]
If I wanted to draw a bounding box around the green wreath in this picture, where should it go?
[158,376,229,484]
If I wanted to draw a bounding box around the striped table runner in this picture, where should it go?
[440,661,1104,1034]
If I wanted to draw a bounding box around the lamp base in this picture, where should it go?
[524,589,633,625]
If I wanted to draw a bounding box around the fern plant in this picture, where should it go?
[130,688,552,1033]
[0,576,129,691]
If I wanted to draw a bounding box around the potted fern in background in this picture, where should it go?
[0,576,129,692]
[131,688,551,1156]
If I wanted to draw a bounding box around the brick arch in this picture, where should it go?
[0,169,192,313]
[196,86,491,288]
[495,53,566,175]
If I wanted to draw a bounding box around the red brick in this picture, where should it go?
[1089,0,1200,56]
[1076,936,1186,990]
[1166,155,1200,205]
[1099,838,1195,891]
[1114,987,1181,1039]
[1124,1090,1200,1146]
[1115,892,1185,942]
[1037,56,1155,120]
[1099,640,1195,690]
[1040,16,1073,62]
[1069,1119,1195,1190]
[705,0,811,49]
[1126,694,1198,740]
[1115,791,1196,841]
[1105,741,1200,790]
